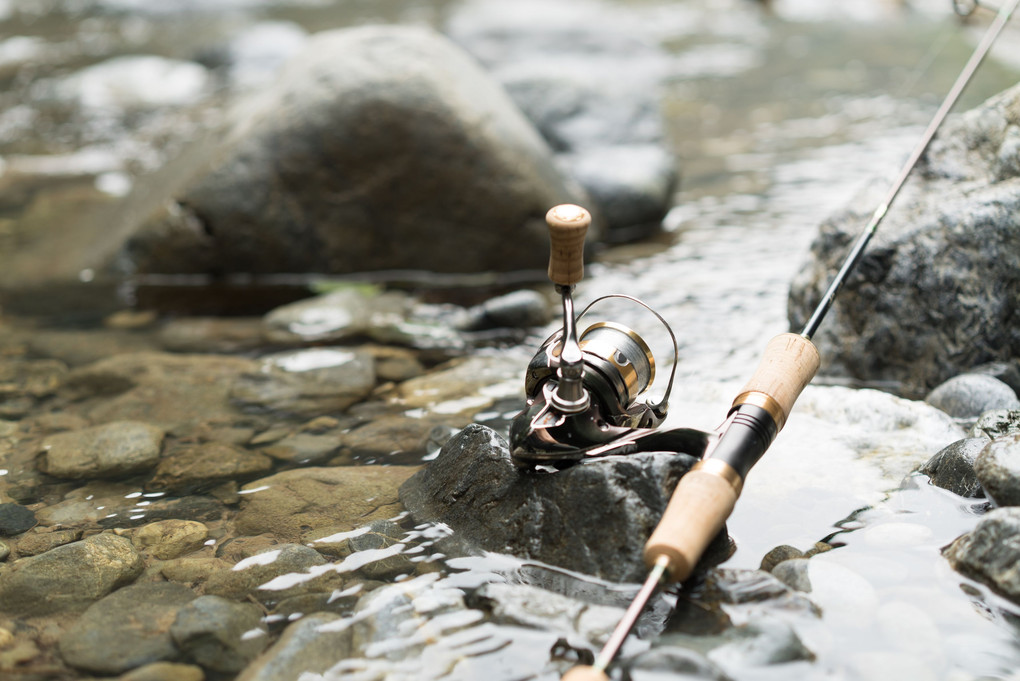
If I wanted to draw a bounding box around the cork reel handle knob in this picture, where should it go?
[546,204,591,287]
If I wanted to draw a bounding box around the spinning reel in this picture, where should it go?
[509,205,709,468]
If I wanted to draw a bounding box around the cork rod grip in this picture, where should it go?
[561,666,609,681]
[546,204,591,286]
[643,466,738,583]
[734,333,820,431]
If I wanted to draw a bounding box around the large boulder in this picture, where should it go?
[788,82,1020,398]
[399,424,730,583]
[116,25,587,278]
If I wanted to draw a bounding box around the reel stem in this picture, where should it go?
[552,285,591,414]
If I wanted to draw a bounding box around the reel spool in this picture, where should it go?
[522,296,674,427]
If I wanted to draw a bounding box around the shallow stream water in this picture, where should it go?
[3,0,1020,679]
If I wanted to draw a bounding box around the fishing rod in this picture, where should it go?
[507,2,1019,679]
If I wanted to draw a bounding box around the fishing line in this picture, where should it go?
[800,0,1019,339]
[556,1,1020,679]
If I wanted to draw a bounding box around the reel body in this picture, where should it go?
[509,296,708,467]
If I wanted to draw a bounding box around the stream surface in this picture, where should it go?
[3,0,1020,680]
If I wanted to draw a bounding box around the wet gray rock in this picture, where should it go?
[770,559,812,593]
[0,532,143,615]
[236,612,351,681]
[788,82,1020,398]
[38,420,165,479]
[667,569,819,636]
[392,354,522,420]
[262,287,518,355]
[626,646,732,681]
[759,545,803,573]
[400,424,726,582]
[263,288,410,345]
[707,617,816,667]
[943,507,1020,603]
[230,348,375,417]
[925,374,1020,421]
[234,465,417,543]
[969,409,1020,440]
[461,289,552,331]
[917,437,987,498]
[0,503,37,535]
[971,360,1020,396]
[59,581,198,675]
[170,595,268,673]
[974,434,1020,507]
[469,581,624,642]
[117,25,586,279]
[148,441,274,494]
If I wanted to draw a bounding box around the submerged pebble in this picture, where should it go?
[14,527,82,556]
[236,612,350,681]
[230,348,376,418]
[0,502,36,535]
[234,465,417,543]
[131,519,209,560]
[58,581,199,675]
[0,532,143,616]
[148,442,274,494]
[38,421,165,480]
[170,595,268,673]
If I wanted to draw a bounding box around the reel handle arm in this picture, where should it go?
[546,204,591,286]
